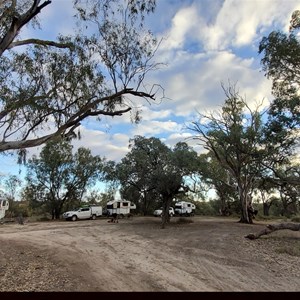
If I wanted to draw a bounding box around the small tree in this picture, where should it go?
[25,138,103,219]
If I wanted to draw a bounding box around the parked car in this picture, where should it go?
[62,205,102,221]
[153,207,174,217]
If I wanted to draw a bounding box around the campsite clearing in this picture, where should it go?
[0,216,299,292]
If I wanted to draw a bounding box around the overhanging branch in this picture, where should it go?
[8,38,74,50]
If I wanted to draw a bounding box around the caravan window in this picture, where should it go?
[117,202,121,208]
[122,202,129,207]
[107,204,113,209]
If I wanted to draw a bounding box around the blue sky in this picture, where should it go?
[1,0,300,194]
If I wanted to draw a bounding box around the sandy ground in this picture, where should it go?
[0,216,300,292]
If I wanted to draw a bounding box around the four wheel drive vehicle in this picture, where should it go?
[62,205,102,221]
[153,207,175,217]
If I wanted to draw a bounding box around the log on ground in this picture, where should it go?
[245,222,300,240]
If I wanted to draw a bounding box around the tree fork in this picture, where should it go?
[245,223,300,240]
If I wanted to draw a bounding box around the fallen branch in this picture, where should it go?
[245,222,300,240]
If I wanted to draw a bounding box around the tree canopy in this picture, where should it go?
[189,84,267,223]
[110,136,200,227]
[259,10,300,156]
[0,0,160,154]
[24,138,104,219]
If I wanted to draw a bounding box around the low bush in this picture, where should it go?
[176,217,194,224]
[291,216,300,223]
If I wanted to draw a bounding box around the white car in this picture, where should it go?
[153,207,174,217]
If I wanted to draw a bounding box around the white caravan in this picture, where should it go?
[0,198,9,221]
[106,200,136,218]
[174,201,196,216]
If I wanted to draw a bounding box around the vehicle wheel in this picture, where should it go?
[119,214,124,219]
[91,214,96,220]
[71,215,77,221]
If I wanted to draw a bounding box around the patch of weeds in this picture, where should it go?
[291,216,300,223]
[37,216,51,222]
[176,217,194,224]
[276,243,300,257]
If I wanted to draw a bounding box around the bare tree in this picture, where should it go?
[188,84,266,224]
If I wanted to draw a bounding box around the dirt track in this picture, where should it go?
[0,216,300,292]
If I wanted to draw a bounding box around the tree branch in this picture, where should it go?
[8,38,73,49]
[0,0,52,56]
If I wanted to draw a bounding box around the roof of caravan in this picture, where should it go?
[107,199,130,205]
[175,201,195,205]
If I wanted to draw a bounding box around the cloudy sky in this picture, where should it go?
[1,0,300,190]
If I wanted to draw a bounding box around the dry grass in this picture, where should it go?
[275,242,300,257]
[175,217,194,224]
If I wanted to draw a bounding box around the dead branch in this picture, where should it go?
[245,222,300,240]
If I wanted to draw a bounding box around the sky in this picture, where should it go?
[1,0,300,195]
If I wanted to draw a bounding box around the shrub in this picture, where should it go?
[176,217,194,224]
[276,244,300,257]
[291,216,300,223]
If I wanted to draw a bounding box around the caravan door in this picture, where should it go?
[0,199,9,220]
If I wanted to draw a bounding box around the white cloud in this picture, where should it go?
[200,0,298,50]
[19,1,75,40]
[150,50,272,120]
[131,120,182,137]
[3,0,300,174]
[160,4,200,50]
[71,126,130,162]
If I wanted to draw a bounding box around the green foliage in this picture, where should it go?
[25,138,104,219]
[259,11,300,159]
[291,215,300,223]
[196,201,217,216]
[189,84,266,223]
[5,200,31,218]
[112,136,200,225]
[0,0,160,153]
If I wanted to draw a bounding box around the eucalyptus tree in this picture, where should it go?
[3,175,21,202]
[116,136,168,216]
[189,85,266,224]
[269,163,300,217]
[0,0,160,155]
[197,152,237,216]
[259,10,300,160]
[25,138,103,219]
[115,136,200,228]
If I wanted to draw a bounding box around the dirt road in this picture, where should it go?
[0,216,299,292]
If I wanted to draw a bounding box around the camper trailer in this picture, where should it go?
[106,200,136,218]
[174,201,196,216]
[0,198,9,221]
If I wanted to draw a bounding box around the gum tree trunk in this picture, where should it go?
[161,196,172,229]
